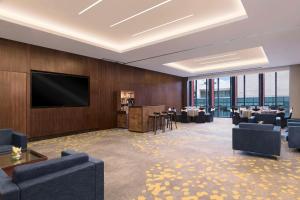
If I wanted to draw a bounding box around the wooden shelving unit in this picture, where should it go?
[116,90,135,128]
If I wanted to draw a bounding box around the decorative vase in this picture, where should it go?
[11,146,22,161]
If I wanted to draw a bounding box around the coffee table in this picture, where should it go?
[0,149,48,176]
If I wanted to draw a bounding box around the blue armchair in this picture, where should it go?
[0,150,104,200]
[0,129,27,154]
[287,119,300,149]
[232,123,281,156]
[288,126,300,149]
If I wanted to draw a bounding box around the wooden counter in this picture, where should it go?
[117,111,128,128]
[128,105,166,132]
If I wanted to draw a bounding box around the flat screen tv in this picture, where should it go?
[31,71,89,108]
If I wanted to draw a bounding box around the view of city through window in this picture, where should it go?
[191,70,290,117]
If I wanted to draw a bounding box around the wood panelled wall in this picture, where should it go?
[0,38,184,139]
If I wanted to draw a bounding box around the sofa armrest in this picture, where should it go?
[89,158,104,200]
[288,126,300,148]
[11,132,27,150]
[61,150,104,200]
[0,170,20,200]
[287,122,300,127]
[61,150,78,157]
[288,118,300,122]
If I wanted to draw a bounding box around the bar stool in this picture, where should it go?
[171,111,178,129]
[167,111,177,130]
[149,112,160,135]
[160,112,169,132]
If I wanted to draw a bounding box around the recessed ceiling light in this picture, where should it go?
[0,0,247,52]
[194,53,237,62]
[132,14,194,37]
[78,0,103,15]
[110,0,172,28]
[196,57,240,65]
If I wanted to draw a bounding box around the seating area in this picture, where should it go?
[0,129,27,154]
[1,1,300,199]
[181,107,214,123]
[231,106,291,127]
[232,123,281,157]
[286,119,300,148]
[0,150,104,200]
[148,110,178,134]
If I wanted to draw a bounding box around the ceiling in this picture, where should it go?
[164,46,269,73]
[0,0,300,77]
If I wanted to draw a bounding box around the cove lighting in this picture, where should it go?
[0,0,248,52]
[194,53,237,62]
[110,0,172,28]
[132,14,194,37]
[166,58,268,73]
[164,47,269,73]
[196,57,241,65]
[78,0,103,15]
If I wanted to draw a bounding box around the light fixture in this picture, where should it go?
[132,14,194,37]
[110,0,172,28]
[196,57,241,65]
[164,47,269,73]
[166,59,268,73]
[194,53,237,62]
[0,0,247,52]
[78,0,103,15]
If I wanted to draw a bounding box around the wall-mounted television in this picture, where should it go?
[31,71,90,108]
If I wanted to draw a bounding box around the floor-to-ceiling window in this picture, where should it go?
[264,70,290,113]
[214,78,219,115]
[264,72,276,107]
[214,77,231,117]
[237,75,245,107]
[188,69,290,117]
[245,74,259,106]
[194,79,208,108]
[277,70,290,114]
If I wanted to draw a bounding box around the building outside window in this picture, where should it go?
[245,74,259,106]
[215,77,231,117]
[189,70,290,117]
[264,72,276,107]
[194,79,207,108]
[237,75,245,107]
[277,70,290,114]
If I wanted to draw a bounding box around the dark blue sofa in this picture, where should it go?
[252,113,281,125]
[232,123,281,156]
[287,119,300,149]
[0,129,27,154]
[0,150,104,200]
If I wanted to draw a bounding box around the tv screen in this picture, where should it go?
[31,71,89,108]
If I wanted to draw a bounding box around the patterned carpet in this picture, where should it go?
[29,118,300,200]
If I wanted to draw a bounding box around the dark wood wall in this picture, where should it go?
[0,38,184,139]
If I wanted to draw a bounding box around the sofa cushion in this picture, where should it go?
[239,123,274,131]
[288,122,300,127]
[0,129,13,145]
[0,145,12,154]
[12,153,89,183]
